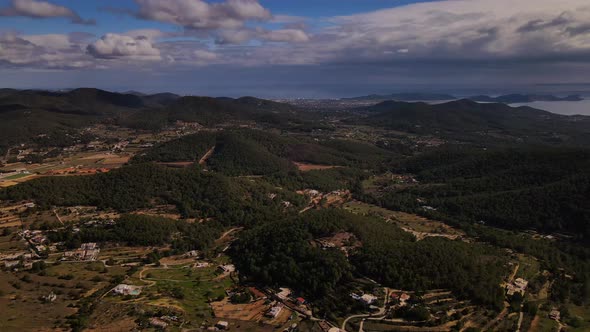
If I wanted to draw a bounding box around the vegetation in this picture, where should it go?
[385,146,590,240]
[358,99,590,144]
[49,214,223,252]
[232,209,507,308]
[0,163,302,225]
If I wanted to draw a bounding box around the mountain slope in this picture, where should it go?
[358,99,590,144]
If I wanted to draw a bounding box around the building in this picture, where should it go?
[113,284,142,296]
[42,292,57,303]
[351,292,378,305]
[195,262,209,268]
[296,297,306,305]
[399,293,411,304]
[277,288,292,300]
[514,278,528,290]
[361,294,378,305]
[266,304,283,318]
[4,260,20,268]
[185,250,199,257]
[218,264,236,273]
[62,243,100,261]
[549,309,561,321]
[149,317,168,329]
[215,321,229,330]
[80,243,97,250]
[506,278,528,296]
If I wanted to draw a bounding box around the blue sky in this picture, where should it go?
[0,0,589,97]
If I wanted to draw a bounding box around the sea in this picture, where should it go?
[511,100,590,116]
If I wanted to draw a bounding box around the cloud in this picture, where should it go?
[214,27,309,44]
[3,0,590,83]
[259,29,310,43]
[279,0,590,65]
[193,49,218,61]
[517,12,573,33]
[135,0,270,30]
[565,23,590,36]
[87,33,161,60]
[0,31,93,68]
[0,0,95,25]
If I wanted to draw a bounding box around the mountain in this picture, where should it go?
[469,94,583,103]
[142,92,180,105]
[343,92,457,101]
[0,89,309,153]
[0,88,145,114]
[133,128,394,175]
[357,99,590,144]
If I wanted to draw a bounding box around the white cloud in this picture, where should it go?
[259,29,310,43]
[123,29,174,40]
[0,32,92,68]
[214,27,309,44]
[87,33,161,60]
[316,0,590,62]
[3,0,590,72]
[193,49,218,61]
[0,0,95,25]
[135,0,270,30]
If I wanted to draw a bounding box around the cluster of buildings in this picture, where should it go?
[63,243,100,261]
[296,189,352,210]
[1,252,35,270]
[506,277,528,296]
[148,315,180,329]
[21,229,49,248]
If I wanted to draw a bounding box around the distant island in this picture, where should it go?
[344,92,584,103]
[468,94,584,103]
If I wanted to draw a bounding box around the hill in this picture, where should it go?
[0,89,304,153]
[134,129,394,176]
[357,99,590,144]
[379,147,590,241]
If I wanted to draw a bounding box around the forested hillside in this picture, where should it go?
[0,163,303,225]
[232,209,507,310]
[134,129,395,176]
[377,147,590,240]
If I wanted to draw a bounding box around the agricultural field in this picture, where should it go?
[0,260,131,331]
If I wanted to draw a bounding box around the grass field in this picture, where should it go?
[343,200,464,236]
[1,173,31,181]
[567,305,590,331]
[515,254,541,280]
[136,263,234,324]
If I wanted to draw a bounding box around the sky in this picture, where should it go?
[1,0,590,97]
